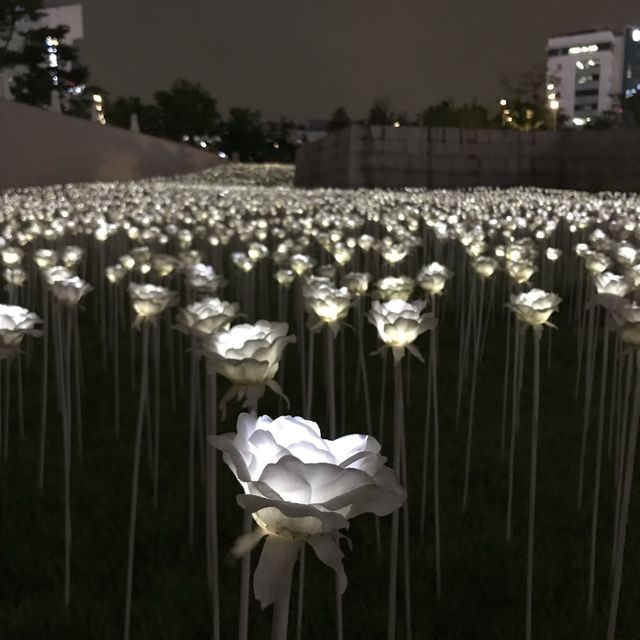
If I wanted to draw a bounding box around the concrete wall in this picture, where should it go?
[295,124,640,192]
[0,99,221,190]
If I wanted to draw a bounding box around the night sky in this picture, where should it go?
[48,0,640,121]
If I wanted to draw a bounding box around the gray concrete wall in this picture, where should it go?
[0,99,221,190]
[295,124,640,192]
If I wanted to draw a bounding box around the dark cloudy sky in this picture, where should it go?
[49,0,640,121]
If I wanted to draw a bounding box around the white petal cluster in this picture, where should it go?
[177,297,239,337]
[369,298,436,351]
[210,413,405,606]
[508,288,561,327]
[129,283,176,318]
[203,321,295,385]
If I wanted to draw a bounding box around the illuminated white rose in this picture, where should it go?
[43,265,74,286]
[473,256,499,279]
[151,253,180,278]
[105,264,127,285]
[186,263,226,292]
[506,260,536,284]
[274,269,295,288]
[597,296,640,346]
[209,413,405,607]
[508,288,561,327]
[342,272,371,297]
[584,251,610,274]
[303,283,352,331]
[129,283,177,319]
[369,298,436,361]
[52,276,93,305]
[4,267,26,287]
[203,321,295,387]
[289,254,315,276]
[375,276,414,301]
[592,272,631,298]
[61,245,84,268]
[34,249,58,270]
[416,262,451,295]
[177,297,240,337]
[0,304,42,355]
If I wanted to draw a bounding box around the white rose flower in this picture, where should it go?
[506,260,536,285]
[342,272,371,297]
[508,288,561,327]
[416,262,451,295]
[596,296,640,346]
[177,297,239,337]
[369,298,436,361]
[202,321,296,408]
[592,272,631,298]
[185,263,226,292]
[209,413,405,607]
[303,283,352,331]
[375,276,414,301]
[52,276,93,305]
[129,283,177,320]
[0,304,42,355]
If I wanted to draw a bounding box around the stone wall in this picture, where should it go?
[295,124,640,192]
[0,99,221,190]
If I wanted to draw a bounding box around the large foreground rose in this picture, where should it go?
[209,413,405,607]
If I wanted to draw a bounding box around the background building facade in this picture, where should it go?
[546,25,640,126]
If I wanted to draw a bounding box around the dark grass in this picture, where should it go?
[1,297,639,639]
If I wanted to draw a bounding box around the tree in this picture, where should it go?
[105,96,163,136]
[0,0,43,70]
[10,24,89,111]
[220,107,266,161]
[499,65,548,131]
[327,106,350,132]
[264,117,297,162]
[367,97,393,125]
[622,93,640,127]
[419,100,491,128]
[154,79,221,142]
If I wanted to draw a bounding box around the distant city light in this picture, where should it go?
[549,100,560,111]
[548,93,556,100]
[569,44,599,54]
[200,141,207,148]
[546,83,555,91]
[273,142,280,149]
[393,121,401,128]
[93,94,103,103]
[632,28,640,42]
[573,117,586,126]
[218,151,227,159]
[576,61,585,70]
[499,98,507,106]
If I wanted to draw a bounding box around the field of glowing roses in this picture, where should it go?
[0,165,639,640]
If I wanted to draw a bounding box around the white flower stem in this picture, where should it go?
[207,370,220,640]
[388,353,404,640]
[506,323,524,543]
[430,326,442,598]
[462,277,485,510]
[525,327,541,640]
[500,303,513,455]
[577,304,599,508]
[272,583,292,640]
[152,323,160,509]
[356,299,373,436]
[335,571,344,640]
[123,321,150,640]
[607,352,640,640]
[188,339,198,547]
[38,285,50,490]
[305,328,314,418]
[295,545,306,640]
[113,294,121,440]
[296,281,307,412]
[587,317,609,616]
[325,325,336,440]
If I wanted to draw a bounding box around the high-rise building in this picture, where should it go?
[546,25,640,127]
[0,4,84,101]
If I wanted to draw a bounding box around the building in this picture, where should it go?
[0,4,84,101]
[546,26,640,127]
